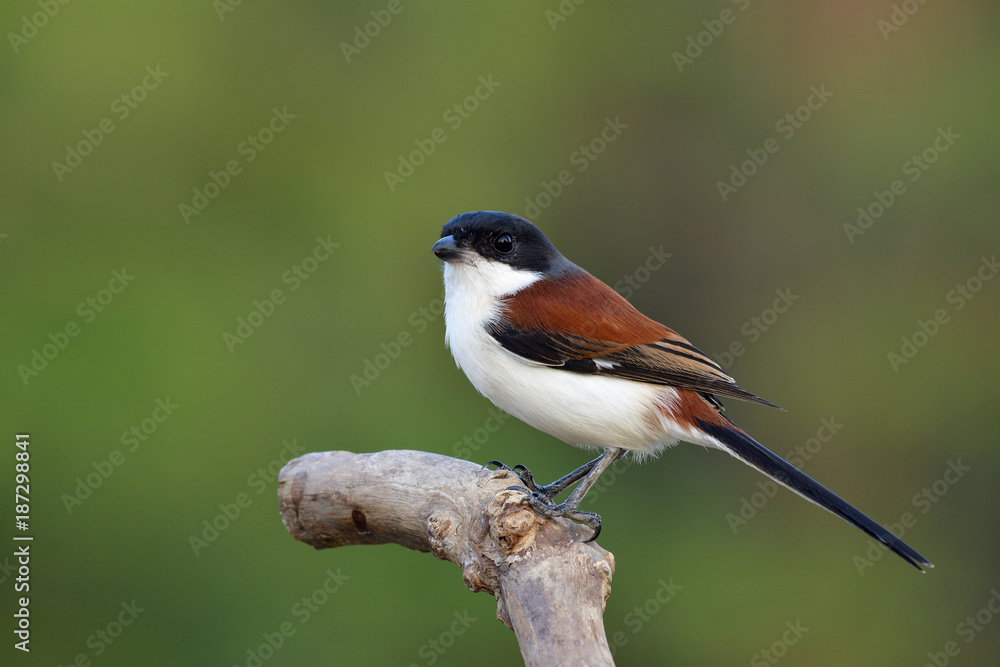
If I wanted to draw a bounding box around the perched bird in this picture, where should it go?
[432,210,932,571]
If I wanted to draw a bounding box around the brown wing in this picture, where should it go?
[493,269,780,409]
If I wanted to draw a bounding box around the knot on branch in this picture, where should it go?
[426,505,497,594]
[488,488,541,555]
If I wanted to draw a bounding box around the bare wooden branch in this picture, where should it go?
[277,449,616,667]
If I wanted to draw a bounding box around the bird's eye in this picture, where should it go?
[494,234,514,254]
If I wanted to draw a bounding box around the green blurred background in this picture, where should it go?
[3,1,999,665]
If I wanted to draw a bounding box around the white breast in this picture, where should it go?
[441,260,692,456]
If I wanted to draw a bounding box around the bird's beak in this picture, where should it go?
[432,235,470,262]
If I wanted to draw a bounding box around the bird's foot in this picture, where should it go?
[484,460,603,540]
[522,492,604,542]
[482,460,549,497]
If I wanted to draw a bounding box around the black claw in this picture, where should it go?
[482,460,509,471]
[518,495,604,542]
[504,464,543,493]
[514,466,533,482]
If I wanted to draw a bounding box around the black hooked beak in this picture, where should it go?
[432,235,469,262]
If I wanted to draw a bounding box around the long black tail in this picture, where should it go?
[696,417,933,572]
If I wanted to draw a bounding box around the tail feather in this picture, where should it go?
[696,417,933,572]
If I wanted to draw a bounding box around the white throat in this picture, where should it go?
[443,257,542,300]
[441,259,540,366]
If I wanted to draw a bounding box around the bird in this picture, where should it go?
[432,210,932,572]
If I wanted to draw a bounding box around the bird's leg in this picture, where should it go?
[484,455,604,500]
[561,447,626,510]
[523,448,626,542]
[521,456,605,499]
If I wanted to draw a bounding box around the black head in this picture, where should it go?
[432,211,568,273]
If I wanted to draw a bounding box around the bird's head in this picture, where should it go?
[432,211,571,297]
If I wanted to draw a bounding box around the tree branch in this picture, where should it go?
[277,449,616,667]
